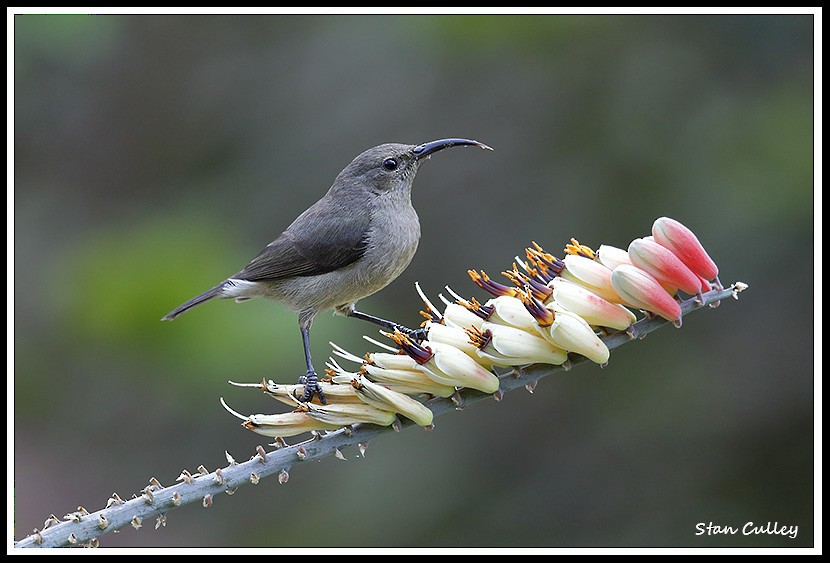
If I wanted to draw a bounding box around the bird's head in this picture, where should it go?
[334,138,492,197]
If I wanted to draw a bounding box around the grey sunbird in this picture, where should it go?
[163,138,492,403]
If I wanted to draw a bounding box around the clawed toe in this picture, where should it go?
[297,371,326,404]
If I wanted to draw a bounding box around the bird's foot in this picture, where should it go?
[298,370,326,404]
[345,309,428,341]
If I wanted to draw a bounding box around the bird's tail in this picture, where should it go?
[161,284,225,321]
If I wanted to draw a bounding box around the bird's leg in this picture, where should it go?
[346,309,428,341]
[297,326,326,404]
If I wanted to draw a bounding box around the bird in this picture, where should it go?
[162,138,492,403]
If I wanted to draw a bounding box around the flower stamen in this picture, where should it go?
[502,264,553,301]
[465,325,494,350]
[564,238,596,259]
[516,286,555,327]
[525,243,566,280]
[383,329,435,365]
[457,296,495,320]
[468,269,519,297]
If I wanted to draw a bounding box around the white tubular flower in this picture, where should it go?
[350,375,434,427]
[447,292,540,334]
[363,363,456,398]
[550,277,636,330]
[415,282,485,331]
[332,337,425,373]
[483,295,539,332]
[545,310,610,365]
[442,301,486,330]
[220,399,341,438]
[442,281,543,338]
[596,244,633,270]
[244,412,342,438]
[519,289,610,365]
[368,352,420,371]
[327,354,456,399]
[232,379,362,407]
[561,254,624,304]
[387,331,500,394]
[423,320,486,361]
[420,341,501,393]
[467,321,568,367]
[299,401,398,427]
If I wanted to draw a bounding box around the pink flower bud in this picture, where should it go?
[651,217,719,281]
[628,237,702,296]
[610,264,682,322]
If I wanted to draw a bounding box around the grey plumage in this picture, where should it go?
[163,138,491,402]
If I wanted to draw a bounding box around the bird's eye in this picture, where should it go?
[382,158,399,171]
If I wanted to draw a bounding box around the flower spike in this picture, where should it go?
[212,214,736,454]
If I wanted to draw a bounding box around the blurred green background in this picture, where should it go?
[13,14,815,548]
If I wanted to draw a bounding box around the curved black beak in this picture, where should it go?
[412,138,493,160]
